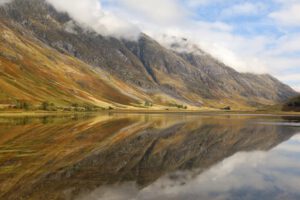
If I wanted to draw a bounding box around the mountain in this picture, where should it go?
[0,18,142,109]
[0,0,298,110]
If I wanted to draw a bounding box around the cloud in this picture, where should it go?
[81,132,300,200]
[221,2,266,18]
[144,20,271,74]
[269,3,300,27]
[294,85,300,92]
[0,0,11,5]
[113,0,187,25]
[278,74,300,92]
[46,0,140,40]
[185,0,223,7]
[134,135,300,199]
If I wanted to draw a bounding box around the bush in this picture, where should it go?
[222,106,231,111]
[84,104,94,112]
[15,100,31,110]
[41,102,56,111]
[169,103,187,109]
[144,101,153,107]
[72,103,79,108]
[41,101,50,111]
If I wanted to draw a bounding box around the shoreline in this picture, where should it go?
[0,110,300,117]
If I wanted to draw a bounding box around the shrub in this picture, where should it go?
[144,101,153,107]
[222,106,231,111]
[15,100,31,110]
[41,101,55,111]
[169,103,187,109]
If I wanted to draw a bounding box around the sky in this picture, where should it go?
[2,0,299,91]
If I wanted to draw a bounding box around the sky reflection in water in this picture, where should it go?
[79,134,300,200]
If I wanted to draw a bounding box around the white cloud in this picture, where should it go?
[294,85,300,92]
[221,2,266,18]
[144,20,271,74]
[276,73,300,83]
[0,0,11,5]
[113,0,187,25]
[185,0,223,7]
[269,33,300,55]
[270,3,300,27]
[46,0,140,40]
[135,135,300,199]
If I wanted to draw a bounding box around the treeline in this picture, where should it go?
[143,101,188,110]
[2,100,113,112]
[168,103,188,109]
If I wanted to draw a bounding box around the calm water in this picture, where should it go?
[0,114,300,200]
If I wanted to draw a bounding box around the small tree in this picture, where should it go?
[72,103,79,108]
[71,103,79,111]
[41,101,49,111]
[15,100,30,110]
[223,106,231,111]
[144,101,153,107]
[84,104,93,112]
[23,102,30,110]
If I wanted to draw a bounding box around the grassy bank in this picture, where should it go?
[0,109,299,117]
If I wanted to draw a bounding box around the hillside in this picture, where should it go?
[0,0,298,111]
[0,20,144,109]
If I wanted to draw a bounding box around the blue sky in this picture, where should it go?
[43,0,300,91]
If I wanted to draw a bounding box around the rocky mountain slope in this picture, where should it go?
[0,0,298,110]
[0,19,144,109]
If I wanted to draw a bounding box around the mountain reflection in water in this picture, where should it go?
[0,114,299,200]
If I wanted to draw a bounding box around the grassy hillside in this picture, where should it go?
[0,20,145,110]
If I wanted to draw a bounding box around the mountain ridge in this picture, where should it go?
[0,0,298,110]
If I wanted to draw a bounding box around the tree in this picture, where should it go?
[144,101,153,107]
[223,106,231,111]
[15,100,30,110]
[41,101,49,111]
[23,102,30,110]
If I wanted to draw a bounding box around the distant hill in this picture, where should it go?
[0,0,298,110]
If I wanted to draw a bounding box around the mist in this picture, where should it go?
[0,0,11,5]
[46,0,141,40]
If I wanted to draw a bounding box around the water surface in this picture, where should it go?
[0,114,300,200]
